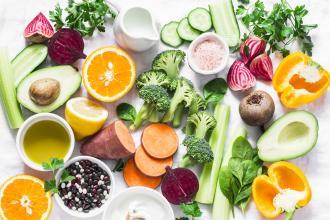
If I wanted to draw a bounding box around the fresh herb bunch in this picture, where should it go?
[236,0,317,56]
[49,0,117,37]
[179,201,202,218]
[218,136,263,216]
[42,158,74,194]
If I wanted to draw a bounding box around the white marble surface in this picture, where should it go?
[0,0,329,219]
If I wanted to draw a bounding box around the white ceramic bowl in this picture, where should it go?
[188,32,229,75]
[102,186,174,220]
[54,156,115,218]
[16,113,75,171]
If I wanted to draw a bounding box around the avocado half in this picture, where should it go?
[17,65,81,113]
[257,110,318,162]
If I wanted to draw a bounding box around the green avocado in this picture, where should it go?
[257,110,318,162]
[17,65,81,113]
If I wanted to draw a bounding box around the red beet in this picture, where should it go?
[48,28,86,65]
[250,53,273,81]
[240,36,266,64]
[227,60,256,91]
[24,12,54,43]
[161,167,199,205]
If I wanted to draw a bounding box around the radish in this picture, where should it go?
[24,12,54,43]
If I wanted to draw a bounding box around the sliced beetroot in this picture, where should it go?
[48,28,86,65]
[161,167,199,205]
[24,12,54,43]
[227,60,256,91]
[240,36,266,64]
[250,53,273,81]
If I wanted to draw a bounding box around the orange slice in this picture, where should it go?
[0,174,52,220]
[82,46,136,102]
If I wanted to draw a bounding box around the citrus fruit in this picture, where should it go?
[0,174,52,220]
[82,46,136,102]
[65,97,108,140]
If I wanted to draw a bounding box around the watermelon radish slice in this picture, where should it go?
[24,12,54,43]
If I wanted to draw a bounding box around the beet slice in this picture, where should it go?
[24,12,54,43]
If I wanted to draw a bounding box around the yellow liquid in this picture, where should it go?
[23,120,70,165]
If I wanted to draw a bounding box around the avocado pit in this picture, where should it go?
[29,78,60,106]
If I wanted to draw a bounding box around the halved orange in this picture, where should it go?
[0,174,52,220]
[82,46,136,102]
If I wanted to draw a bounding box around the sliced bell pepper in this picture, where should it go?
[252,161,311,219]
[273,52,330,108]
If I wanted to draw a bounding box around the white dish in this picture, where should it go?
[188,32,229,75]
[16,113,75,171]
[54,156,115,218]
[102,186,174,220]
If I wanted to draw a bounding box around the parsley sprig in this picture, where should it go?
[179,201,202,219]
[42,158,74,194]
[236,0,317,56]
[49,0,117,37]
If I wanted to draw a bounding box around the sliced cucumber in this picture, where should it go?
[188,7,212,32]
[177,18,201,41]
[161,22,183,47]
[11,44,48,88]
[209,0,240,47]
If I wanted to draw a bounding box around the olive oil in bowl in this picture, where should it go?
[23,120,70,165]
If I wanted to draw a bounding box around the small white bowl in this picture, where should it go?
[55,156,115,218]
[188,32,229,75]
[16,113,75,171]
[103,186,174,220]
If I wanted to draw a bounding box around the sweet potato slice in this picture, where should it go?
[80,120,135,159]
[141,123,178,159]
[134,146,173,177]
[123,158,162,189]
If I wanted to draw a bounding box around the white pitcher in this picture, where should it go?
[113,6,160,52]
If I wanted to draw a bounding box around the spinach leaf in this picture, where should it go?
[241,160,259,186]
[234,185,252,205]
[232,136,255,160]
[219,167,238,205]
[116,103,136,123]
[203,78,227,106]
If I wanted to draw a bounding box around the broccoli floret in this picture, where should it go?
[180,135,214,167]
[136,70,170,89]
[152,50,186,81]
[162,78,195,123]
[130,85,170,130]
[187,111,217,138]
[188,93,206,116]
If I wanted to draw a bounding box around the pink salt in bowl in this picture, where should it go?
[188,32,229,75]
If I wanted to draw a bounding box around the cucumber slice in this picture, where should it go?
[161,22,183,47]
[188,7,212,32]
[209,0,240,47]
[177,18,201,41]
[11,44,48,88]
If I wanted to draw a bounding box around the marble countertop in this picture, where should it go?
[0,0,329,219]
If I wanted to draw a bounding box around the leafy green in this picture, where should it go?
[116,103,136,124]
[44,180,59,194]
[42,158,64,172]
[236,0,317,56]
[203,78,227,107]
[61,169,75,183]
[238,0,250,4]
[112,159,125,172]
[49,0,117,37]
[179,201,202,218]
[218,136,263,215]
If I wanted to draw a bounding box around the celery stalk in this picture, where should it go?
[195,104,230,204]
[211,127,247,220]
[0,48,24,128]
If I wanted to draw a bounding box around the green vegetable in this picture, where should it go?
[130,85,170,130]
[49,0,117,37]
[116,103,136,124]
[180,111,216,167]
[195,104,230,204]
[112,159,125,172]
[209,0,241,47]
[188,8,212,32]
[177,18,201,42]
[211,127,247,220]
[203,78,228,108]
[179,201,202,218]
[238,0,249,4]
[136,70,170,90]
[218,136,262,216]
[11,44,48,87]
[42,158,74,194]
[161,22,183,48]
[0,48,24,129]
[236,0,317,56]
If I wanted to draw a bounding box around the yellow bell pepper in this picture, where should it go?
[273,52,330,108]
[252,161,311,219]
